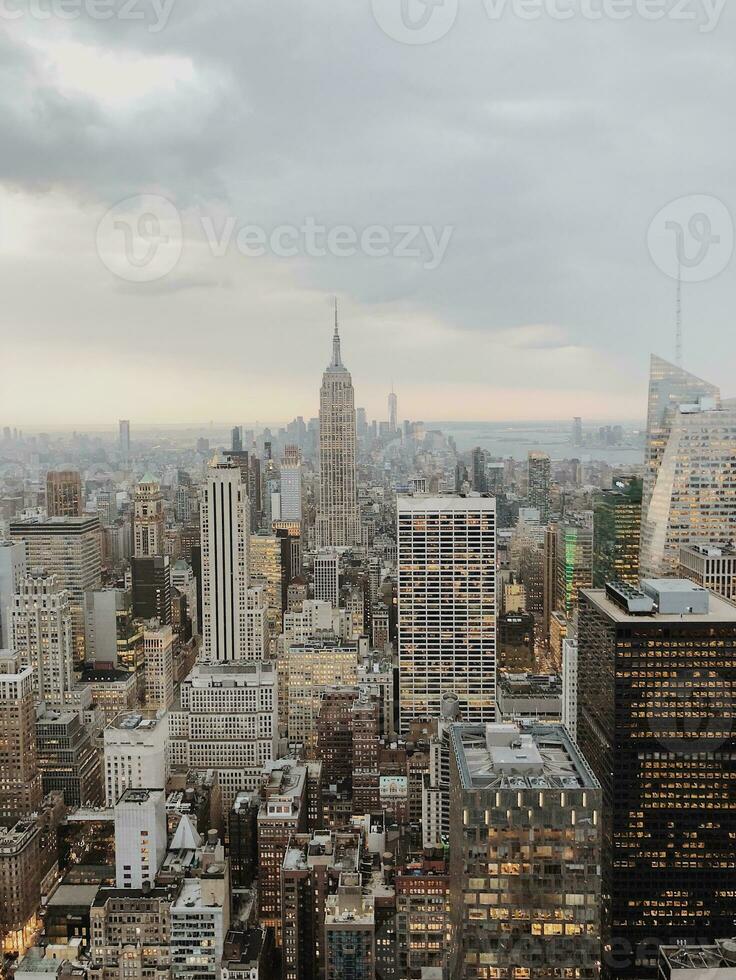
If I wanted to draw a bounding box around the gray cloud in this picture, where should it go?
[1,0,735,424]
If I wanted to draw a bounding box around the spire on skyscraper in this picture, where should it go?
[332,298,342,368]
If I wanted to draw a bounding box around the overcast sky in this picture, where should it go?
[1,0,735,427]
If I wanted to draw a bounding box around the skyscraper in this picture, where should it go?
[556,517,593,619]
[9,515,102,664]
[133,476,164,558]
[448,721,601,980]
[313,549,340,609]
[279,445,302,522]
[46,470,83,518]
[231,425,243,453]
[640,355,730,577]
[397,495,496,730]
[316,313,361,549]
[10,572,75,708]
[577,579,736,977]
[527,450,551,523]
[592,477,642,587]
[200,456,250,662]
[119,420,131,458]
[0,541,26,649]
[388,386,398,434]
[0,652,42,824]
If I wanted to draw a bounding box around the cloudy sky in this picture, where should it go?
[1,0,735,427]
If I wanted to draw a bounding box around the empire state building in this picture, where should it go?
[316,312,361,549]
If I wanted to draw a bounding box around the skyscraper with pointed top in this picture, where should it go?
[316,307,361,549]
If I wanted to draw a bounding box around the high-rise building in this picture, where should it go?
[543,522,558,640]
[286,635,358,750]
[679,543,736,601]
[592,477,642,587]
[201,457,250,662]
[448,721,601,980]
[133,476,164,558]
[0,541,26,649]
[396,854,451,980]
[231,426,243,453]
[36,708,102,807]
[556,517,593,619]
[250,532,288,636]
[131,555,172,625]
[114,788,167,889]
[324,873,375,980]
[170,661,277,811]
[257,760,307,941]
[279,445,303,524]
[9,515,102,663]
[388,387,398,434]
[143,622,174,711]
[527,450,551,523]
[397,495,496,730]
[0,818,42,954]
[10,571,75,708]
[316,316,361,549]
[0,651,42,824]
[471,447,487,494]
[118,420,131,458]
[46,470,83,518]
[640,356,729,577]
[313,549,339,609]
[577,580,736,978]
[104,710,169,807]
[85,587,142,672]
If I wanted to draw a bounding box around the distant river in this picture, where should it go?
[432,421,645,465]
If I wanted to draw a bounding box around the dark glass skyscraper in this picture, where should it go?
[592,477,642,587]
[577,580,736,979]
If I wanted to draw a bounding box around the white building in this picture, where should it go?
[144,623,174,711]
[562,638,578,742]
[0,540,26,648]
[104,710,170,806]
[315,319,361,549]
[84,587,130,666]
[172,560,198,636]
[421,692,461,849]
[169,661,277,811]
[397,494,497,731]
[283,600,337,644]
[314,550,339,609]
[200,457,251,662]
[114,787,167,889]
[10,572,75,708]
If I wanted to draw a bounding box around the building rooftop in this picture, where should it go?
[584,581,736,624]
[0,818,40,852]
[659,940,736,977]
[451,722,599,791]
[108,710,165,733]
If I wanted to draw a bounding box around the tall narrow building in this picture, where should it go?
[133,476,164,558]
[527,450,551,523]
[639,356,735,577]
[46,470,83,518]
[316,313,361,549]
[592,477,642,587]
[397,495,496,730]
[200,456,250,662]
[388,386,398,434]
[0,652,42,825]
